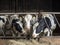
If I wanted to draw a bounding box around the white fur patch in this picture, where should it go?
[25,14,32,29]
[16,21,23,28]
[32,29,39,38]
[44,28,49,33]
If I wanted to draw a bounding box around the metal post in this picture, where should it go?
[53,14,60,27]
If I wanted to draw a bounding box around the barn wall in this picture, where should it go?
[0,0,60,12]
[52,0,60,12]
[0,0,52,12]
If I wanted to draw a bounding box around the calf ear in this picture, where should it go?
[5,15,8,17]
[22,16,25,18]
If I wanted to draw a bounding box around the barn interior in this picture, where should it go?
[0,0,60,36]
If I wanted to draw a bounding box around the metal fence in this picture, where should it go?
[0,12,59,39]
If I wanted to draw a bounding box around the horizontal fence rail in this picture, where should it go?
[40,12,60,14]
[0,12,38,15]
[0,12,59,15]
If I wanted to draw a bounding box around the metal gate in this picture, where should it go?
[0,12,38,39]
[0,12,59,39]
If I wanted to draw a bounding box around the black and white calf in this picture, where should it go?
[32,14,56,38]
[23,14,38,39]
[23,14,33,36]
[0,16,8,35]
[10,15,24,36]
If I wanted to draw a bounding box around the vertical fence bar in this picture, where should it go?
[53,14,60,27]
[42,15,51,36]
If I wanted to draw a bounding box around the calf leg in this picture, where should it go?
[47,30,50,36]
[50,30,53,36]
[44,28,51,36]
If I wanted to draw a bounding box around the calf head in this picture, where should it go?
[11,15,25,34]
[23,14,32,34]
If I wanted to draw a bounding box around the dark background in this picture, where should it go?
[0,0,60,12]
[0,0,59,12]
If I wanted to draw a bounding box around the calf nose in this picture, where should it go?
[24,28,31,34]
[32,33,40,38]
[32,34,37,38]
